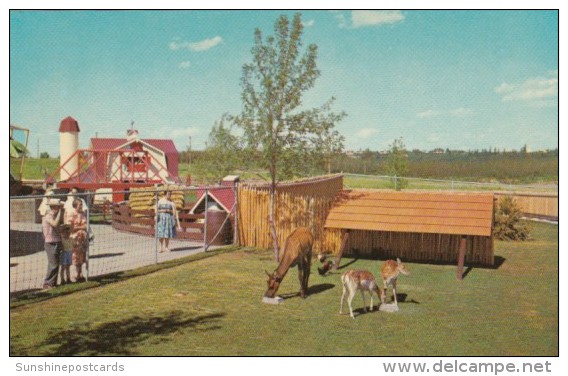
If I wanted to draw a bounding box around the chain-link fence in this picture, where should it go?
[9,184,237,293]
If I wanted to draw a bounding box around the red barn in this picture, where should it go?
[54,128,180,202]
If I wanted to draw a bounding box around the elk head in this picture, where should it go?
[396,258,410,276]
[264,270,282,298]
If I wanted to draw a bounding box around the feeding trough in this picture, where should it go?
[262,296,284,305]
[379,303,399,312]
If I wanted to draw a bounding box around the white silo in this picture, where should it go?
[59,116,80,181]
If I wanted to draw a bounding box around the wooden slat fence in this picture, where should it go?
[495,192,558,220]
[238,178,495,265]
[237,175,344,253]
[323,228,493,265]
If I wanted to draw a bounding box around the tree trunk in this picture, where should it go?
[269,179,280,261]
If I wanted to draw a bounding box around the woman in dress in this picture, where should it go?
[70,199,88,281]
[156,190,181,253]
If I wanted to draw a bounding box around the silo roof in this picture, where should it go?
[59,116,80,132]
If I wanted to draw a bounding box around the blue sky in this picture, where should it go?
[9,10,558,156]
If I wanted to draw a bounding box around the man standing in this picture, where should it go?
[42,198,63,289]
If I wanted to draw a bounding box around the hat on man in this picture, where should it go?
[47,198,62,206]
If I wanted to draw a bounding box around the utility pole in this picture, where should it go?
[37,138,39,158]
[188,136,192,165]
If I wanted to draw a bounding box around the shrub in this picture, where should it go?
[493,196,531,241]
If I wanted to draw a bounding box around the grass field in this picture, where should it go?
[342,175,558,193]
[10,158,58,181]
[9,221,558,356]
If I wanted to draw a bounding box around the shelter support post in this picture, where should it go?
[333,229,351,270]
[456,236,467,280]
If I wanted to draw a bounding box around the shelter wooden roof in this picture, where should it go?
[324,190,495,237]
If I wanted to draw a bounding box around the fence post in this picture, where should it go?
[154,189,159,264]
[85,195,90,282]
[234,182,239,246]
[310,196,315,232]
[204,188,209,252]
[456,236,467,280]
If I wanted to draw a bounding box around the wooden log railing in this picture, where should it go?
[111,203,233,244]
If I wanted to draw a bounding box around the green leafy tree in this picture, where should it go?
[386,137,409,190]
[39,151,50,159]
[233,13,346,260]
[317,127,345,175]
[193,114,243,184]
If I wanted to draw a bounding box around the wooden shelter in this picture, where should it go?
[324,190,495,279]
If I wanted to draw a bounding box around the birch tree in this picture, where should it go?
[234,13,345,260]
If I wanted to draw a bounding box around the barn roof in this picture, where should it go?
[324,190,495,237]
[90,138,178,154]
[90,137,179,178]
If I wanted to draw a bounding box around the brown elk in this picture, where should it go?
[264,227,313,299]
[340,269,385,319]
[381,258,410,306]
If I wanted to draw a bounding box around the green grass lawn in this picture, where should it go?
[10,158,59,180]
[343,175,558,193]
[10,221,557,356]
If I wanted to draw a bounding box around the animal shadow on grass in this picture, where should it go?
[388,293,420,305]
[11,311,225,356]
[280,283,335,300]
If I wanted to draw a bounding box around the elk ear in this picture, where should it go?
[265,270,272,278]
[396,257,402,264]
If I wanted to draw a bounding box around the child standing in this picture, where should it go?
[58,224,73,284]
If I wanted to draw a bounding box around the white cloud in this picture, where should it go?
[178,61,191,69]
[331,11,348,29]
[303,19,315,28]
[188,36,223,52]
[417,109,438,118]
[427,135,440,143]
[170,127,200,138]
[355,127,378,138]
[351,11,405,28]
[169,36,223,52]
[169,38,186,51]
[150,126,201,140]
[417,108,474,118]
[495,72,558,104]
[449,107,474,117]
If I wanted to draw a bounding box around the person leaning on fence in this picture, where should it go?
[156,190,181,253]
[42,198,63,289]
[38,188,54,217]
[70,199,88,282]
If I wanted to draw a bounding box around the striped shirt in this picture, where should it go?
[42,209,61,243]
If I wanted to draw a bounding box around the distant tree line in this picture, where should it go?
[180,143,557,184]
